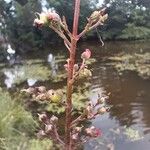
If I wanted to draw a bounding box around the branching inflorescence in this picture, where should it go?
[22,0,108,149]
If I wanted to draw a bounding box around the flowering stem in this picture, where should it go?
[65,0,80,149]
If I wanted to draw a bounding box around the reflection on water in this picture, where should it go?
[27,79,37,86]
[85,62,150,150]
[4,66,24,88]
[47,53,58,77]
[0,40,150,149]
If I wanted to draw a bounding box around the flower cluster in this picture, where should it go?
[88,9,108,25]
[33,11,61,27]
[21,86,64,104]
[37,113,65,146]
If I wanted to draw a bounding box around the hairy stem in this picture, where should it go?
[65,0,80,149]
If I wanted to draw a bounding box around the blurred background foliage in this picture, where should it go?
[0,88,53,150]
[0,0,150,55]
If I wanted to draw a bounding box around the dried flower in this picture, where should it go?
[85,126,101,137]
[81,49,91,59]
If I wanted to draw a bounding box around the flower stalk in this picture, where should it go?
[65,1,80,148]
[22,1,109,150]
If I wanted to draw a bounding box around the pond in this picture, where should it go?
[0,40,150,150]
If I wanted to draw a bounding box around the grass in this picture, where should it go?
[0,87,53,150]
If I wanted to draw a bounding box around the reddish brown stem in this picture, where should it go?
[65,0,80,149]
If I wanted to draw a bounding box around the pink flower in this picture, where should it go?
[47,12,61,22]
[81,49,91,59]
[85,126,102,137]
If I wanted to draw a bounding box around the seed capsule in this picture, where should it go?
[47,89,63,103]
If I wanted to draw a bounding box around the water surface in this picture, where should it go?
[1,40,150,150]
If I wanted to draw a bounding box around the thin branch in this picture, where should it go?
[50,25,71,48]
[89,21,103,32]
[78,20,103,38]
[71,114,85,128]
[64,41,71,52]
[53,125,65,146]
[62,16,72,38]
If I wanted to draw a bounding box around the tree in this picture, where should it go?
[101,0,150,40]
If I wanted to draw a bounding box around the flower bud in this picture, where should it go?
[97,97,105,104]
[50,115,58,124]
[37,130,46,138]
[85,126,101,137]
[74,126,82,133]
[37,86,46,93]
[84,102,94,119]
[72,133,79,141]
[81,49,91,60]
[74,64,79,72]
[97,107,107,114]
[45,124,53,133]
[36,93,47,101]
[21,87,36,95]
[38,113,47,122]
[33,12,48,27]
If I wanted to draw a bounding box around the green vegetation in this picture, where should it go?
[101,0,150,40]
[124,127,143,142]
[109,52,150,79]
[0,0,150,55]
[0,88,41,149]
[0,88,54,150]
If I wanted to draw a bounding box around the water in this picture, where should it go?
[0,40,150,150]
